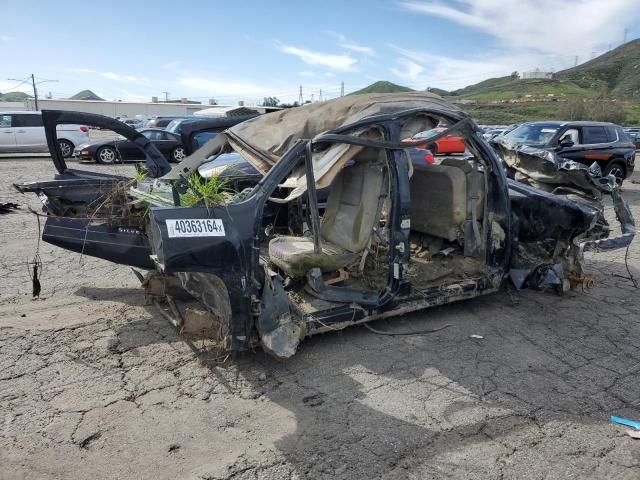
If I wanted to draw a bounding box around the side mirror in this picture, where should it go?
[558,136,574,149]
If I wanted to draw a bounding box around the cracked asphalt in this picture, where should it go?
[1,157,640,479]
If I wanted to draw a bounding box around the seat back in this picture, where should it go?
[320,162,385,253]
[409,163,468,241]
[440,157,485,222]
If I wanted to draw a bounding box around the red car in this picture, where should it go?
[412,127,466,154]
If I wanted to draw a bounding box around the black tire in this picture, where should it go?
[603,161,626,186]
[96,146,118,164]
[171,145,186,163]
[58,139,74,159]
[430,143,438,155]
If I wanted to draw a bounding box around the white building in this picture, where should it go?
[19,98,281,118]
[0,101,27,111]
[23,98,208,117]
[521,70,553,80]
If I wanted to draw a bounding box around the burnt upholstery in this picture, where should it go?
[269,163,385,277]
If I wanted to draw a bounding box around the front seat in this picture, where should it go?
[269,162,385,277]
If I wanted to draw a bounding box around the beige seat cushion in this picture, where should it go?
[268,236,356,277]
[268,161,385,277]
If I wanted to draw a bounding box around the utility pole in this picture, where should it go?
[30,74,38,110]
[298,85,303,104]
[8,74,57,110]
[319,89,323,101]
[340,81,344,97]
[162,91,170,102]
[574,55,578,67]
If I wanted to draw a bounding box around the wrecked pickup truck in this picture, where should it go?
[15,93,635,358]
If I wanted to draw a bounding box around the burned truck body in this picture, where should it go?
[15,93,635,358]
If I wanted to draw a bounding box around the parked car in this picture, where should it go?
[120,118,145,129]
[410,126,466,154]
[75,128,186,163]
[146,116,191,129]
[483,124,520,141]
[0,111,89,158]
[626,131,640,150]
[14,96,634,359]
[179,115,259,155]
[491,121,636,184]
[482,128,507,140]
[165,117,200,135]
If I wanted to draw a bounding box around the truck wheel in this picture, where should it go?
[58,139,74,158]
[97,146,118,164]
[603,161,626,186]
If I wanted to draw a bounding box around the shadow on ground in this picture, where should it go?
[102,255,640,478]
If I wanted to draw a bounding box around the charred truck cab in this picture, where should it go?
[15,94,635,358]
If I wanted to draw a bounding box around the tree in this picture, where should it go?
[510,71,520,80]
[557,97,587,120]
[262,97,280,107]
[588,98,626,123]
[556,95,626,124]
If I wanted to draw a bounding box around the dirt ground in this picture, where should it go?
[1,156,640,479]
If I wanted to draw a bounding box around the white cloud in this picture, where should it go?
[279,44,357,71]
[0,35,13,42]
[393,0,640,90]
[401,1,489,29]
[324,72,336,78]
[391,59,425,81]
[300,71,317,77]
[341,43,375,56]
[389,44,551,89]
[162,61,180,69]
[178,76,269,96]
[69,68,149,84]
[327,31,376,56]
[400,0,640,56]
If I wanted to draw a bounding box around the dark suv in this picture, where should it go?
[492,121,636,184]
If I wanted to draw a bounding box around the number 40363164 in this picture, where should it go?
[165,219,225,238]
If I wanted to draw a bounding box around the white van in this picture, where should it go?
[0,111,90,158]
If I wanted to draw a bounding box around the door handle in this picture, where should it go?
[3,131,13,134]
[16,130,26,133]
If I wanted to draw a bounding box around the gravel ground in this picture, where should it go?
[1,157,640,479]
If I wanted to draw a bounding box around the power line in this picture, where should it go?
[8,74,58,110]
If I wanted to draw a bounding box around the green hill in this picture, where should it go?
[444,39,640,102]
[350,81,414,95]
[426,87,450,96]
[69,89,104,101]
[0,91,31,102]
[555,39,640,97]
[448,76,592,102]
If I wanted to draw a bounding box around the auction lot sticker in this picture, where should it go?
[166,219,225,238]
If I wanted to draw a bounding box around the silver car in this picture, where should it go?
[0,111,90,157]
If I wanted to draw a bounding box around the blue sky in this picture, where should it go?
[2,0,640,105]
